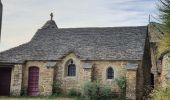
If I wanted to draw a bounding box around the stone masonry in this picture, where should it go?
[10,64,22,96]
[22,61,54,96]
[161,53,170,88]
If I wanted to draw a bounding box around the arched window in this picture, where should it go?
[67,60,76,76]
[107,67,114,79]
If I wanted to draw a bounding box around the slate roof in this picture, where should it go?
[0,20,148,63]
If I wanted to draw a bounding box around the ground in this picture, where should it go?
[0,97,75,100]
[0,98,72,100]
[0,96,82,100]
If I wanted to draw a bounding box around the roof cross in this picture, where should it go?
[50,13,53,20]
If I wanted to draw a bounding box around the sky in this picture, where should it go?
[0,0,158,52]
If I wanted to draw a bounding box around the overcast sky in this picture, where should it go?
[0,0,158,52]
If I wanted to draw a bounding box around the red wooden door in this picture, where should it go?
[28,67,39,96]
[0,67,12,96]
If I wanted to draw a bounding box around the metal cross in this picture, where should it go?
[50,13,53,20]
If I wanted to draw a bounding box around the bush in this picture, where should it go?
[115,77,126,99]
[115,77,126,91]
[68,88,81,96]
[21,87,27,96]
[83,82,100,100]
[52,80,62,95]
[83,81,113,100]
[149,83,170,100]
[99,86,112,99]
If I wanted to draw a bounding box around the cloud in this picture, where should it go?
[0,0,157,51]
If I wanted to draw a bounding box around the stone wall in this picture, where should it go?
[22,61,54,96]
[137,33,152,99]
[150,43,160,86]
[93,61,127,92]
[54,53,140,98]
[10,64,22,96]
[161,53,170,88]
[19,53,145,99]
[149,23,163,88]
[126,69,137,100]
[55,53,86,93]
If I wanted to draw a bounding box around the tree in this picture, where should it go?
[159,0,170,33]
[158,0,170,57]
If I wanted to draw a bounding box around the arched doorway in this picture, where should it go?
[28,67,39,96]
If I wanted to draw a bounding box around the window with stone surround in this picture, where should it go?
[67,60,76,76]
[107,67,114,79]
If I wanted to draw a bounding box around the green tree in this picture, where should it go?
[158,0,170,56]
[159,0,170,33]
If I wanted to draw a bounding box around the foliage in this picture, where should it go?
[68,88,81,96]
[20,87,27,96]
[52,80,62,95]
[158,0,170,56]
[115,77,126,99]
[149,83,170,100]
[83,81,100,100]
[99,86,112,99]
[82,81,113,100]
[159,0,170,34]
[158,34,170,57]
[115,77,126,91]
[75,96,86,100]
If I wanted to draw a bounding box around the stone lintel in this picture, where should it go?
[46,61,57,68]
[83,63,93,69]
[126,63,138,71]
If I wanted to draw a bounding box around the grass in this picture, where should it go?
[0,95,86,100]
[0,94,125,100]
[0,96,124,100]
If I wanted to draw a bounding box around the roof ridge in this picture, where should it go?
[41,20,58,29]
[58,26,147,29]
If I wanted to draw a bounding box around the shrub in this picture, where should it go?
[149,83,170,100]
[83,81,113,100]
[20,87,27,96]
[99,86,112,99]
[68,88,81,96]
[115,77,126,91]
[83,81,100,100]
[115,77,126,99]
[52,80,62,95]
